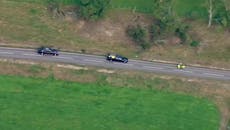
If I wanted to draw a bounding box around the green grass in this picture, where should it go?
[110,0,208,16]
[0,0,135,54]
[0,0,91,47]
[110,0,154,13]
[28,64,46,73]
[173,0,208,18]
[7,0,208,16]
[0,75,220,130]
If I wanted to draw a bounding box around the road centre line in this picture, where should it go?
[143,66,163,69]
[23,53,39,56]
[203,73,224,77]
[84,59,103,63]
[123,63,134,66]
[57,56,73,59]
[182,70,193,73]
[0,52,14,54]
[0,47,34,51]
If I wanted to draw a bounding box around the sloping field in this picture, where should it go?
[111,0,207,16]
[6,0,208,15]
[173,0,207,18]
[110,0,154,13]
[0,75,219,130]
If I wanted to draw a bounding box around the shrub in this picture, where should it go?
[79,0,110,20]
[175,25,189,43]
[140,41,151,49]
[81,49,86,53]
[127,25,150,49]
[190,41,200,47]
[150,23,161,41]
[127,25,146,42]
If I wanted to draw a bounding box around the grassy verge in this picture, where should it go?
[0,74,220,130]
[173,0,207,18]
[0,59,230,129]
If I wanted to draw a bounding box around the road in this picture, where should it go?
[0,47,229,81]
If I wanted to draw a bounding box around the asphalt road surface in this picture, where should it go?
[0,47,229,81]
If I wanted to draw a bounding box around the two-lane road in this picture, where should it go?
[0,47,229,81]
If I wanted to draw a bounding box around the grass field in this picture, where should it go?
[0,75,220,130]
[7,0,208,15]
[173,0,207,18]
[111,0,208,16]
[110,0,154,13]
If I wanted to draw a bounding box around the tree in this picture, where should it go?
[79,0,110,20]
[150,19,169,41]
[152,0,175,31]
[175,25,189,43]
[152,0,190,43]
[127,25,149,49]
[207,0,230,28]
[208,0,213,28]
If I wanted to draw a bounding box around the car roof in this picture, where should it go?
[108,54,127,59]
[41,47,57,51]
[108,54,116,58]
[109,54,122,56]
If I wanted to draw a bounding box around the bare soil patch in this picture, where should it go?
[73,10,152,44]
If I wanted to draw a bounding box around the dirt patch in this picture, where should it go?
[0,58,37,65]
[52,67,97,83]
[0,59,49,77]
[97,69,114,74]
[74,10,153,44]
[57,64,88,70]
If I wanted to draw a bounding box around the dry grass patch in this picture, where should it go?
[57,64,88,70]
[140,21,230,68]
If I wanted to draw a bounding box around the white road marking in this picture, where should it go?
[0,47,34,51]
[0,52,14,54]
[57,56,73,59]
[173,69,190,73]
[84,59,103,63]
[203,73,224,77]
[61,52,103,58]
[173,69,180,71]
[143,66,163,69]
[183,70,193,73]
[23,53,40,56]
[124,63,134,66]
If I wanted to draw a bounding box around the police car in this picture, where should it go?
[106,54,128,63]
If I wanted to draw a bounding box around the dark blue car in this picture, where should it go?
[37,47,59,56]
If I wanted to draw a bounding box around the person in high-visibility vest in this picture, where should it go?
[177,63,186,69]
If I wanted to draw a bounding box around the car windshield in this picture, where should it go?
[44,48,50,51]
[116,55,123,59]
